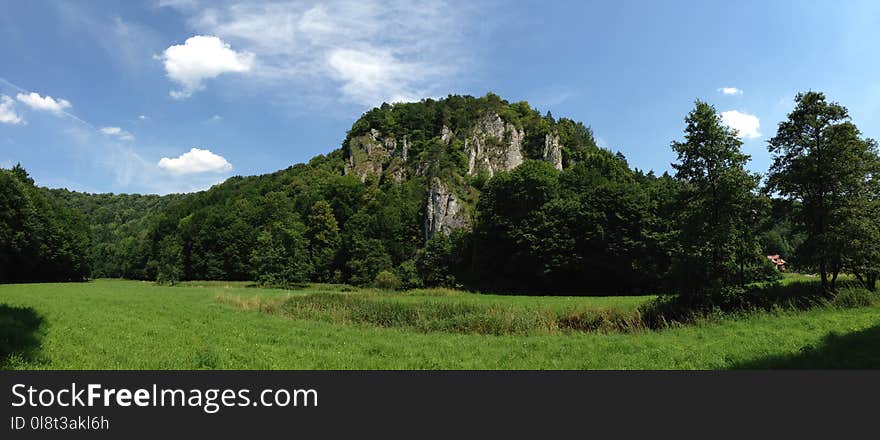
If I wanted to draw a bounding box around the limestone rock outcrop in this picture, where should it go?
[425,178,468,239]
[542,133,563,170]
[465,113,525,177]
[344,129,391,182]
[345,111,567,239]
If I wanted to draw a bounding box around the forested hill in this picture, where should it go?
[0,166,90,282]
[3,93,800,293]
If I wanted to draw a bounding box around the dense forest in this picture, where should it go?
[0,165,90,282]
[2,92,877,298]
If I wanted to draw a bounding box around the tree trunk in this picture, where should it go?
[830,269,839,292]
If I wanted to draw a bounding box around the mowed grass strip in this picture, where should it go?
[1,279,879,369]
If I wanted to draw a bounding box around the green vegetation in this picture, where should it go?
[669,100,768,296]
[218,290,649,335]
[767,92,880,292]
[2,91,879,370]
[471,159,674,293]
[0,165,90,282]
[1,280,878,369]
[7,92,862,298]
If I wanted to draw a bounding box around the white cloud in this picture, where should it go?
[159,35,254,99]
[62,125,228,194]
[327,48,423,104]
[158,147,233,174]
[720,110,761,139]
[100,126,135,141]
[718,87,743,96]
[181,0,469,107]
[138,114,149,120]
[16,92,72,114]
[0,95,25,125]
[210,114,222,120]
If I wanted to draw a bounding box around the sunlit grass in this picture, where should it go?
[1,279,878,369]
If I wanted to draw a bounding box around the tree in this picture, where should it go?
[470,158,663,293]
[155,235,183,285]
[670,100,760,296]
[250,222,312,287]
[766,92,878,292]
[373,270,402,290]
[0,166,91,282]
[345,238,393,285]
[840,139,880,291]
[305,200,340,282]
[416,233,458,287]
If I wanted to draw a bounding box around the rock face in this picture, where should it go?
[345,112,566,239]
[344,129,392,182]
[388,159,407,183]
[346,113,565,182]
[440,125,454,144]
[465,113,525,177]
[425,178,468,239]
[542,133,563,170]
[401,135,409,161]
[344,128,416,182]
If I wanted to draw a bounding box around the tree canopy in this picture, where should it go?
[11,91,874,299]
[766,92,880,291]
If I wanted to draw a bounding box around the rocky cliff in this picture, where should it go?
[344,111,565,183]
[542,133,563,171]
[424,177,468,239]
[344,129,399,182]
[463,112,524,177]
[342,94,597,240]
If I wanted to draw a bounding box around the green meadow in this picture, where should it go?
[1,279,879,369]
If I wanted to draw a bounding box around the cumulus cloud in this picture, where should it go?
[158,147,233,174]
[100,126,135,141]
[0,95,25,125]
[720,110,761,139]
[718,87,743,96]
[16,92,72,114]
[180,0,468,106]
[61,124,228,194]
[159,35,254,99]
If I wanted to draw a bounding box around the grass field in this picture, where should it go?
[1,279,879,369]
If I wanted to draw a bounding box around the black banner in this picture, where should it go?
[1,371,876,438]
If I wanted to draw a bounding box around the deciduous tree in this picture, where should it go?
[767,92,878,291]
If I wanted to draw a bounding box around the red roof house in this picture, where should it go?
[767,254,787,271]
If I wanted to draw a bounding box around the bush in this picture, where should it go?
[831,288,876,309]
[395,260,423,289]
[639,281,834,328]
[373,270,402,290]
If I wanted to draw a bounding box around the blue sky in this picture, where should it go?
[1,0,879,194]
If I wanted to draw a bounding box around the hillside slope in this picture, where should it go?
[21,93,686,293]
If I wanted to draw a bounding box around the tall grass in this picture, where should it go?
[217,292,647,335]
[219,277,879,335]
[640,278,876,328]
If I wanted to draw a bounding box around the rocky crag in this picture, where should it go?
[342,95,597,240]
